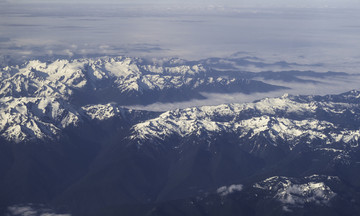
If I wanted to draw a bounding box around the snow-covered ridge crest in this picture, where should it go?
[0,96,80,142]
[0,97,142,143]
[0,56,208,101]
[130,93,360,149]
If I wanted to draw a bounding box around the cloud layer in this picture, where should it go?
[1,4,360,66]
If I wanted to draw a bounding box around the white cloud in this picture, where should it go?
[7,206,37,216]
[217,184,243,196]
[6,204,71,216]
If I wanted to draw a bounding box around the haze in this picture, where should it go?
[4,0,360,8]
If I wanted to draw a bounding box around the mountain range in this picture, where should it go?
[1,56,359,216]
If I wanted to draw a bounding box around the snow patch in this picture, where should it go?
[83,103,128,121]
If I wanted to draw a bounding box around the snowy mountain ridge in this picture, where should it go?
[0,96,148,142]
[2,89,360,145]
[1,56,290,113]
[1,56,359,146]
[0,96,81,142]
[0,56,208,100]
[253,175,337,210]
[130,91,360,151]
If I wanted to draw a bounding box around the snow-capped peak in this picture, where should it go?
[0,96,80,142]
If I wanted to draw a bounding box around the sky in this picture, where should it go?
[3,0,360,8]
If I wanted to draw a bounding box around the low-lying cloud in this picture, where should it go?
[126,74,360,111]
[7,204,71,216]
[217,184,244,196]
